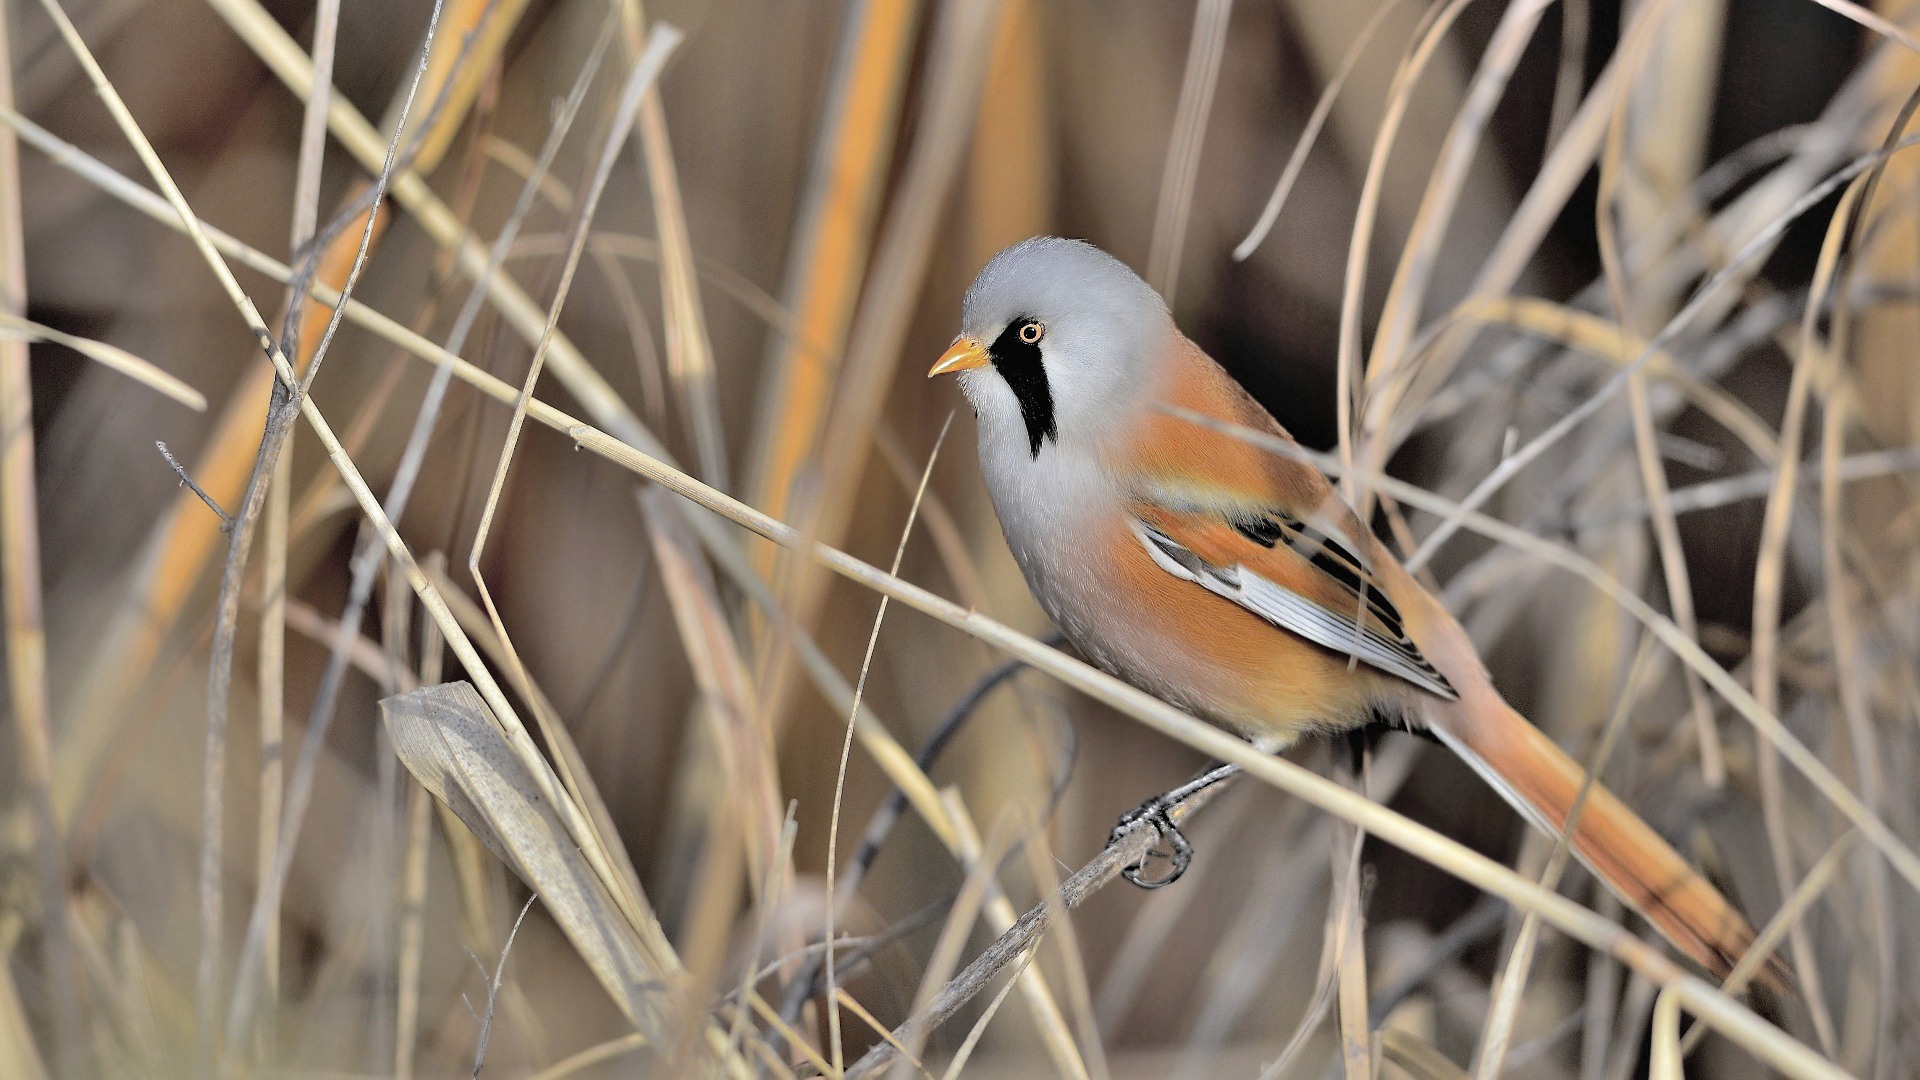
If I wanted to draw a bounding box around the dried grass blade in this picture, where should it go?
[934,951,1032,1080]
[1364,0,1549,422]
[884,802,1019,1079]
[380,683,663,1032]
[1235,0,1404,261]
[1648,989,1683,1080]
[1329,0,1476,490]
[1014,807,1110,1080]
[641,488,785,984]
[1749,174,1867,1048]
[746,0,918,532]
[1589,0,1725,791]
[1818,393,1898,1076]
[0,316,206,410]
[1330,812,1371,1080]
[630,75,728,487]
[1381,1029,1470,1080]
[420,565,655,933]
[525,1033,651,1080]
[460,24,683,716]
[1145,0,1233,304]
[392,783,432,1080]
[761,0,1004,741]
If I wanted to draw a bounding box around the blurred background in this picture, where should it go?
[2,0,1917,1076]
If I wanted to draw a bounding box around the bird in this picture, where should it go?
[928,235,1778,986]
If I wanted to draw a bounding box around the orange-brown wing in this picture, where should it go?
[1128,499,1456,700]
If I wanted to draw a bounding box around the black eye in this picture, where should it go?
[1019,320,1044,344]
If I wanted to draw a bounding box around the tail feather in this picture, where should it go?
[1429,702,1786,990]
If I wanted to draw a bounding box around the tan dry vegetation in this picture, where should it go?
[0,0,1917,1077]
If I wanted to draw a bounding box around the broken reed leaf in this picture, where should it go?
[379,681,669,1040]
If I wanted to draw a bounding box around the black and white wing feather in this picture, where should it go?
[1128,514,1457,700]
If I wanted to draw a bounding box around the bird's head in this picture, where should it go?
[930,237,1173,458]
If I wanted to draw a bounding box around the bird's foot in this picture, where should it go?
[1108,796,1193,889]
[1106,761,1241,889]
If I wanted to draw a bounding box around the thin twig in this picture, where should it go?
[843,771,1241,1078]
[155,441,234,531]
[470,893,537,1079]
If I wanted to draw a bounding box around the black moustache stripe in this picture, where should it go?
[988,319,1056,457]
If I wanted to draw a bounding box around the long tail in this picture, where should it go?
[1427,699,1785,989]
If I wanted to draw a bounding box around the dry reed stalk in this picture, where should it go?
[1362,0,1549,446]
[643,490,784,981]
[254,438,288,1033]
[1145,0,1232,306]
[748,0,1003,761]
[1750,167,1876,1048]
[620,5,728,490]
[0,11,78,1076]
[1330,0,1478,490]
[249,0,339,1047]
[0,317,205,409]
[1594,0,1724,790]
[395,555,447,1076]
[745,0,918,549]
[1330,807,1372,1080]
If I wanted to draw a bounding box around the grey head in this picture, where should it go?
[937,237,1174,458]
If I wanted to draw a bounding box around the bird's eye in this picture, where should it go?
[1019,320,1044,344]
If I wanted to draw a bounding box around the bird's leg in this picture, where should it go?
[1108,761,1241,888]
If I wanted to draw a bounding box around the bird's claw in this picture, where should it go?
[1108,798,1193,888]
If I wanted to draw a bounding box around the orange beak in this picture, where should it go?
[929,336,990,376]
